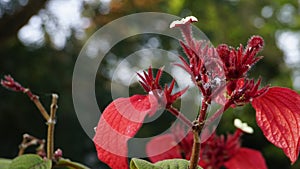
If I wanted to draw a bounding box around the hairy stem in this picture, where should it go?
[167,106,193,128]
[189,101,231,169]
[189,95,211,168]
[189,121,201,169]
[47,94,58,159]
[197,96,210,123]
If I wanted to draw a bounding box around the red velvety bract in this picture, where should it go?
[252,87,300,163]
[93,95,158,169]
[146,134,182,162]
[224,148,267,169]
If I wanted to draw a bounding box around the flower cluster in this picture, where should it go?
[168,16,300,165]
[226,78,268,106]
[173,17,224,103]
[216,36,264,80]
[216,37,269,107]
[171,16,269,109]
[92,16,300,169]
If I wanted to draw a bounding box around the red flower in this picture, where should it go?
[169,16,198,50]
[137,67,188,108]
[171,17,225,100]
[146,122,267,169]
[226,78,268,106]
[216,36,264,80]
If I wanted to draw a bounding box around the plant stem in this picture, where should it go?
[189,122,201,169]
[18,133,45,156]
[167,106,193,128]
[205,101,231,126]
[18,134,31,156]
[24,89,50,121]
[47,94,58,159]
[188,101,232,169]
[189,95,212,169]
[198,96,210,123]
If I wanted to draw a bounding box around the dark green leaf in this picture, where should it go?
[130,158,203,169]
[54,158,90,169]
[9,154,51,169]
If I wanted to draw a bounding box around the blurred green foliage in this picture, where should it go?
[0,0,299,168]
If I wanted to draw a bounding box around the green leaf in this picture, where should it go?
[130,158,203,169]
[8,154,51,169]
[0,158,12,169]
[155,159,202,169]
[130,158,160,169]
[54,158,90,169]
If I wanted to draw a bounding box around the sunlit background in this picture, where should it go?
[0,0,300,168]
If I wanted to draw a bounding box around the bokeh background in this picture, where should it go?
[0,0,300,168]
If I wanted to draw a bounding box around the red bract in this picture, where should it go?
[93,94,158,169]
[137,67,163,93]
[171,16,225,101]
[216,36,264,80]
[227,78,268,106]
[137,67,188,108]
[146,125,267,169]
[177,41,224,97]
[252,87,300,164]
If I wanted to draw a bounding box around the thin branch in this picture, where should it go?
[1,75,50,120]
[205,101,231,126]
[47,94,58,159]
[18,133,45,156]
[24,89,50,121]
[167,106,193,128]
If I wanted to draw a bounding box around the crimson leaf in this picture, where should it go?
[224,148,267,169]
[252,87,300,164]
[93,95,158,169]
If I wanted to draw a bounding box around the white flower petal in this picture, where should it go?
[234,118,254,134]
[170,16,198,28]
